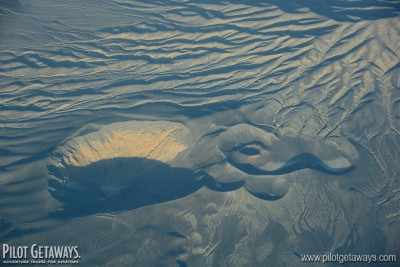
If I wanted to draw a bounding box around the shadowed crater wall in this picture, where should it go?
[47,157,211,218]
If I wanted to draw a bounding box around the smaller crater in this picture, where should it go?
[238,146,260,156]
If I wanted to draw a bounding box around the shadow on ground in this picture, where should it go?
[47,157,220,218]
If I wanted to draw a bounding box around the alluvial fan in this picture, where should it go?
[0,0,399,266]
